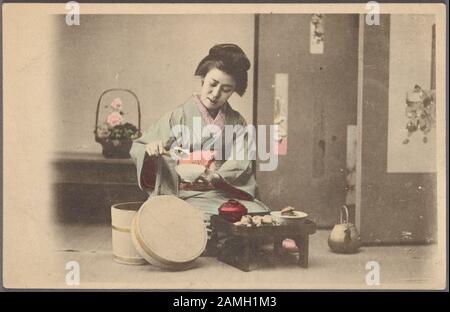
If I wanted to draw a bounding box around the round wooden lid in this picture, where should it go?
[133,195,207,265]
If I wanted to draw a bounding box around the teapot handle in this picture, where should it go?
[340,205,350,224]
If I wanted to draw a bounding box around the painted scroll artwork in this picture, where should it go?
[387,15,436,173]
[310,14,324,54]
[402,85,436,145]
[274,73,288,155]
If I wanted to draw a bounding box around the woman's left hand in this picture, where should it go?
[198,167,219,184]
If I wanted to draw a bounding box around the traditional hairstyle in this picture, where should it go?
[194,43,251,96]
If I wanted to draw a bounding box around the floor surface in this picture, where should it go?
[51,224,443,290]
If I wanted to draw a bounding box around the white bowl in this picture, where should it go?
[270,211,308,225]
[175,164,206,183]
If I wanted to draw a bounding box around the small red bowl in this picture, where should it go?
[218,199,248,223]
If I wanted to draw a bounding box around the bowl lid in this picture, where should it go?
[219,199,247,212]
[132,196,207,264]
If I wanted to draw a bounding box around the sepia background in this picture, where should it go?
[53,14,255,153]
[2,4,447,289]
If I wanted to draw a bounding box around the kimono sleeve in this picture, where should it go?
[129,111,178,192]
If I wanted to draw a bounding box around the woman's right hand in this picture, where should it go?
[145,140,168,157]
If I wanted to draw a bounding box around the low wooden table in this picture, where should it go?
[210,214,317,272]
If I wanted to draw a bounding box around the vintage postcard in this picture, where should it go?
[2,2,447,291]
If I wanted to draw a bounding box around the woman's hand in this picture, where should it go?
[198,167,220,184]
[145,140,168,157]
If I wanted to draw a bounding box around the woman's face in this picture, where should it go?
[200,68,236,111]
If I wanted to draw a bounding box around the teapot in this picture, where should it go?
[218,199,248,223]
[328,205,361,253]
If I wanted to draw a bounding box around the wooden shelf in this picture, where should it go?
[52,152,135,165]
[51,152,147,224]
[52,152,138,184]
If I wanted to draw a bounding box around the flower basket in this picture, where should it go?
[94,88,142,159]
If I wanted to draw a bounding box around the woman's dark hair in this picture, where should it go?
[194,43,251,96]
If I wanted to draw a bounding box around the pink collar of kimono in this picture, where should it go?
[193,94,227,133]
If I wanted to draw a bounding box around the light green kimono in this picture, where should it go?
[130,95,270,224]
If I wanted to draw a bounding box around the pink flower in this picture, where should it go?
[111,98,123,111]
[107,111,123,127]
